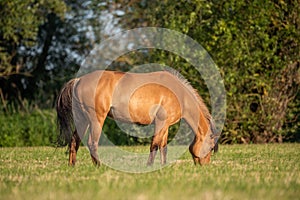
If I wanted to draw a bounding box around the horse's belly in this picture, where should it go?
[110,96,166,125]
[109,101,155,124]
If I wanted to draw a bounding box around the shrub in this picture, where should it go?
[0,110,57,147]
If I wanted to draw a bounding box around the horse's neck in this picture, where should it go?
[183,95,210,137]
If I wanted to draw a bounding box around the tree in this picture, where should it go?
[114,0,300,143]
[1,0,298,144]
[205,0,300,143]
[0,0,107,110]
[0,0,67,110]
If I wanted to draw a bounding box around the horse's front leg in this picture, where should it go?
[159,128,169,165]
[159,145,167,165]
[69,130,81,166]
[147,120,169,166]
[147,142,158,166]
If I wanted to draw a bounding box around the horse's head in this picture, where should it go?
[199,119,219,165]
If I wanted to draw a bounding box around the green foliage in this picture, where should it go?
[0,0,299,145]
[0,0,66,76]
[204,0,300,143]
[0,144,299,199]
[102,118,144,146]
[0,110,57,147]
[0,0,103,110]
[118,0,300,143]
[0,108,184,147]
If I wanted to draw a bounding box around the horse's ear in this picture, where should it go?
[211,132,220,153]
[213,142,219,153]
[212,134,221,153]
[209,119,220,151]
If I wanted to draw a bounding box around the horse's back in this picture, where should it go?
[75,70,188,124]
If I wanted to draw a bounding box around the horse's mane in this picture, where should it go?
[164,68,220,144]
[164,68,212,122]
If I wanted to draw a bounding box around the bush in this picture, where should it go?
[117,0,300,144]
[0,110,57,147]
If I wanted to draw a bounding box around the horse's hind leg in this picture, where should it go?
[69,130,81,166]
[69,111,89,166]
[87,115,106,167]
[69,119,88,166]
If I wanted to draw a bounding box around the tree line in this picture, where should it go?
[0,0,299,145]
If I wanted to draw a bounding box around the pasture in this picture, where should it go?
[0,144,299,200]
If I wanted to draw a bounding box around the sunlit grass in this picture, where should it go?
[0,144,299,200]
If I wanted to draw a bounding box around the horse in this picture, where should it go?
[56,70,219,167]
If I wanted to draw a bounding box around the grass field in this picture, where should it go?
[0,144,299,200]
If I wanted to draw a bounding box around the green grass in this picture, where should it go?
[0,144,299,200]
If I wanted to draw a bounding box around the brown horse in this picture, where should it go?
[56,70,218,166]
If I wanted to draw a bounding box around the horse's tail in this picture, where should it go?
[56,78,78,146]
